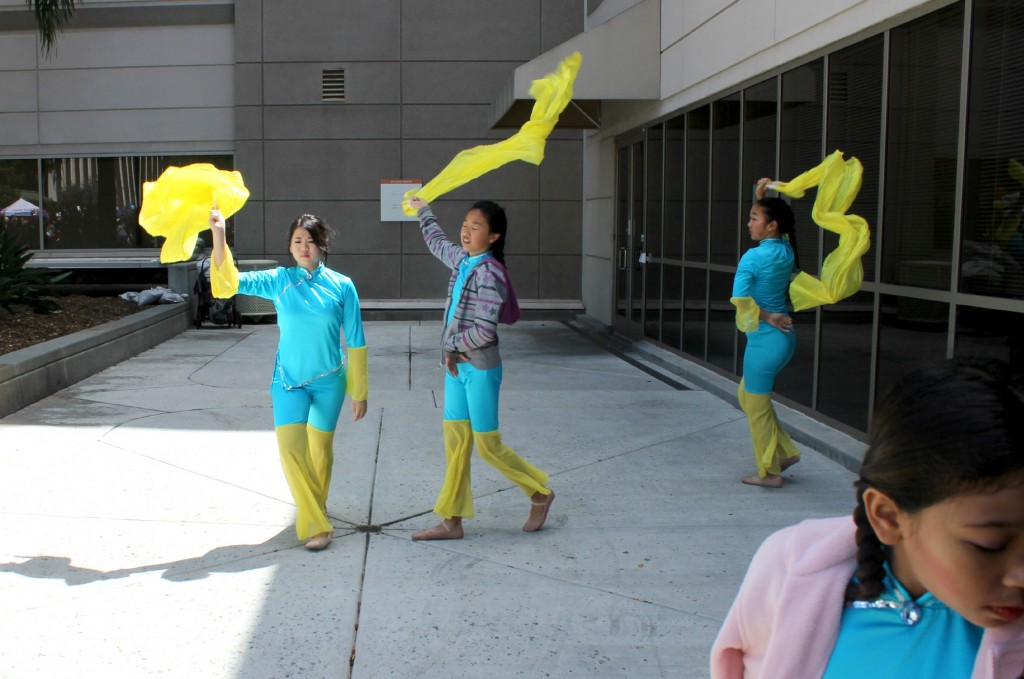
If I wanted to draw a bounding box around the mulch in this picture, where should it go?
[0,295,143,356]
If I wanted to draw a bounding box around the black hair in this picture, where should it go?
[287,214,333,262]
[470,200,507,265]
[756,197,800,271]
[845,357,1024,602]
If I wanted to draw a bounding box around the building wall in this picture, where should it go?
[582,0,954,325]
[0,3,236,157]
[582,0,1024,435]
[231,0,584,301]
[0,0,586,304]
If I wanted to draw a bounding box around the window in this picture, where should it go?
[960,0,1024,300]
[882,4,964,288]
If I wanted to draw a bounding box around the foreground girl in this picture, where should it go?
[712,357,1024,677]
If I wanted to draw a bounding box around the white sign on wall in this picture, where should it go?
[380,179,422,222]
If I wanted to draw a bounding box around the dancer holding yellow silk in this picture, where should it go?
[732,185,803,488]
[732,151,869,487]
[407,196,554,540]
[208,210,368,550]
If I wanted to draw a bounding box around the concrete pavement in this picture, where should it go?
[0,320,861,678]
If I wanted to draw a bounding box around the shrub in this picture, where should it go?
[0,229,69,314]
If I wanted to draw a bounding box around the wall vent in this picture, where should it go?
[322,69,346,101]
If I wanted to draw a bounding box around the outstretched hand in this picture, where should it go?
[406,197,427,212]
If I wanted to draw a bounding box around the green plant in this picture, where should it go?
[0,229,69,314]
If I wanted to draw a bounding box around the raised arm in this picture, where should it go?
[407,197,465,270]
[207,209,239,298]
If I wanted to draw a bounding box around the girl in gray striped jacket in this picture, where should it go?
[407,197,555,540]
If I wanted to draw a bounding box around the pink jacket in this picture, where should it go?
[711,516,1024,678]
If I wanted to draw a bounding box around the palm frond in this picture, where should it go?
[29,0,78,56]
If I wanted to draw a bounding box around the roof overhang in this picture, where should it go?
[491,0,660,129]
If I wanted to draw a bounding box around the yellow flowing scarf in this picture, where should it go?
[403,52,582,214]
[139,163,250,263]
[772,150,871,311]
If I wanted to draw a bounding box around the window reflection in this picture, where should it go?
[781,59,824,277]
[876,294,949,410]
[827,35,883,282]
[707,270,737,373]
[961,0,1024,300]
[685,106,710,262]
[818,292,875,431]
[956,306,1024,376]
[882,4,963,288]
[0,159,42,249]
[682,266,707,360]
[711,95,741,266]
[37,155,232,251]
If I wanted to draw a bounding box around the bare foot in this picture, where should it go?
[412,519,463,541]
[523,490,555,532]
[305,532,332,550]
[780,455,801,470]
[741,474,783,488]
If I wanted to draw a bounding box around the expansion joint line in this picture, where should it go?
[349,408,384,671]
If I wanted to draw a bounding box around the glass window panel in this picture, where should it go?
[615,145,630,319]
[662,263,682,350]
[682,266,707,359]
[42,155,232,251]
[685,106,711,262]
[780,59,824,277]
[708,270,737,373]
[645,126,663,341]
[711,94,741,266]
[645,260,662,342]
[743,78,777,202]
[955,306,1024,372]
[876,294,949,409]
[0,159,42,249]
[817,291,875,431]
[960,0,1024,300]
[772,308,815,407]
[631,143,645,324]
[664,115,685,261]
[882,4,964,288]
[827,35,884,282]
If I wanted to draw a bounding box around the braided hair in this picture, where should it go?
[756,197,801,271]
[470,200,508,265]
[845,357,1024,602]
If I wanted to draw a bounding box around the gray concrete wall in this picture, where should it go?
[0,0,585,305]
[0,3,235,157]
[231,0,585,303]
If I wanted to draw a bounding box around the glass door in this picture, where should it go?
[613,135,647,338]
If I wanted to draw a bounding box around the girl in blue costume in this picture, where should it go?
[730,177,802,488]
[208,210,368,551]
[406,196,554,540]
[713,357,1024,678]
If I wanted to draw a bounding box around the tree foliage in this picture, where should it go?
[29,0,78,56]
[0,230,69,314]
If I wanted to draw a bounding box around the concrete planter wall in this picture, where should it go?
[0,303,191,418]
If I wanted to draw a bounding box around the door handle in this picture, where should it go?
[617,247,627,270]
